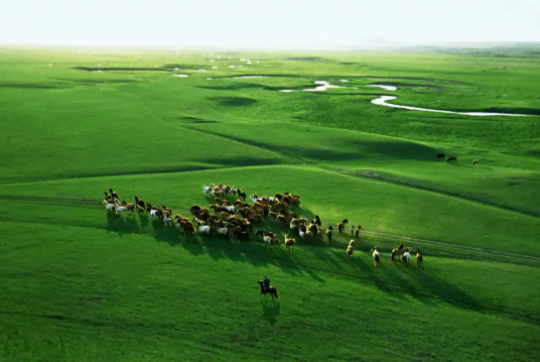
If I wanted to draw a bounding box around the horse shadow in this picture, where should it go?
[105,212,139,235]
[139,213,150,231]
[150,221,205,256]
[261,299,280,326]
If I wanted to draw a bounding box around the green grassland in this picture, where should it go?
[1,47,540,361]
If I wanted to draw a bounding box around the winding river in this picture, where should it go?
[369,85,532,117]
[204,73,534,117]
[276,80,532,117]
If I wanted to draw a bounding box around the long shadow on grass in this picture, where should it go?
[177,116,221,124]
[452,107,540,116]
[212,97,258,107]
[191,128,439,162]
[105,212,321,281]
[261,299,280,326]
[106,213,140,235]
[104,212,485,314]
[199,156,286,168]
[0,83,65,89]
[325,237,484,311]
[72,67,169,72]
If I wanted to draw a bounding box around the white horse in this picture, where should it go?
[371,248,381,266]
[198,225,211,235]
[104,202,115,212]
[263,235,279,246]
[163,216,173,226]
[215,227,229,238]
[223,205,235,213]
[402,249,411,266]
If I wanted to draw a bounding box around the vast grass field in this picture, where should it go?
[1,46,540,361]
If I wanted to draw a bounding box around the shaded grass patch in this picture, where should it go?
[212,96,258,107]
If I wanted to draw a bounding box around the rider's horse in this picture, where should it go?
[258,280,279,300]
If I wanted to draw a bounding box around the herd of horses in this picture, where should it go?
[103,184,425,300]
[436,153,478,166]
[436,153,457,163]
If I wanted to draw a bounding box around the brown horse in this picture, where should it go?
[258,280,279,299]
[391,243,404,262]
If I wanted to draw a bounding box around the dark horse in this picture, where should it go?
[258,280,279,300]
[436,153,445,160]
[447,156,457,163]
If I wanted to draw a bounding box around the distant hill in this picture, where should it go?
[398,43,540,57]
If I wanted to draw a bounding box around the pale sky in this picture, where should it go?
[0,0,539,49]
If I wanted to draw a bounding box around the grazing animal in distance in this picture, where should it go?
[371,247,381,266]
[436,153,445,161]
[416,250,424,268]
[447,156,457,163]
[472,159,479,166]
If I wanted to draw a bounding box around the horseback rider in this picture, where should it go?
[263,275,271,292]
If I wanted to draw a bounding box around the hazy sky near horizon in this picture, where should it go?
[1,0,539,49]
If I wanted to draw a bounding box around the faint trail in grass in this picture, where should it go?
[1,196,539,266]
[330,167,540,220]
[356,231,540,267]
[0,164,281,187]
[0,165,221,186]
[0,194,101,206]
